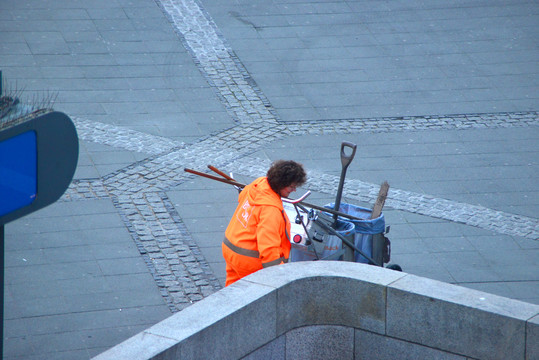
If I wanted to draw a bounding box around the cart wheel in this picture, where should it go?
[386,264,402,272]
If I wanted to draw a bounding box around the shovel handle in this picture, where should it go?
[340,141,357,169]
[332,142,357,225]
[208,165,235,181]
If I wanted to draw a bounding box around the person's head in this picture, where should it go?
[266,160,307,198]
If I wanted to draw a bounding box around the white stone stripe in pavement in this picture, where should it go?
[68,116,539,240]
[73,117,181,155]
[229,157,539,240]
[72,112,538,156]
[286,112,539,135]
[156,0,277,125]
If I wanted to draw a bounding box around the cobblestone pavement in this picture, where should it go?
[54,0,538,313]
[2,0,538,357]
[64,107,539,312]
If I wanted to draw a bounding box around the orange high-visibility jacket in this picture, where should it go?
[223,177,291,284]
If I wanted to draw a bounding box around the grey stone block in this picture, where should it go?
[97,257,148,276]
[198,245,223,264]
[6,295,69,318]
[244,262,405,335]
[355,329,466,360]
[276,275,387,335]
[494,265,539,282]
[88,242,140,260]
[42,245,95,263]
[27,41,71,55]
[104,272,161,292]
[528,314,539,360]
[74,165,100,179]
[387,274,539,360]
[92,331,180,360]
[242,335,285,360]
[89,151,137,165]
[246,261,405,292]
[96,164,132,177]
[131,282,277,359]
[179,298,276,358]
[95,262,539,359]
[81,325,151,354]
[3,333,36,359]
[285,325,354,360]
[21,199,115,219]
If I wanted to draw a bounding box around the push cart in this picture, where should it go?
[184,141,401,271]
[282,141,400,271]
[284,200,398,270]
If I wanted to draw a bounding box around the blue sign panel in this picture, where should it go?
[0,130,37,217]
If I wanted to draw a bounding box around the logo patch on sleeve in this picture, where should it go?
[237,199,253,228]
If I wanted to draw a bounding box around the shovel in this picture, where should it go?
[332,141,357,227]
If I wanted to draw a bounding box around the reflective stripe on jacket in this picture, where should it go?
[223,177,291,278]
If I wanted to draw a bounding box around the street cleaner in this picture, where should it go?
[222,160,307,286]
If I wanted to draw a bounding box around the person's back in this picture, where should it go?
[222,160,306,286]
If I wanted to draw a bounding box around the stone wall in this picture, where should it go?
[93,261,539,360]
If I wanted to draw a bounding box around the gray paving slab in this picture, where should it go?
[1,0,538,358]
[4,198,172,359]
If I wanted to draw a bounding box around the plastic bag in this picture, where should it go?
[325,203,385,264]
[321,218,355,260]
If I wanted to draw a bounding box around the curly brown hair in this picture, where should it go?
[266,160,306,193]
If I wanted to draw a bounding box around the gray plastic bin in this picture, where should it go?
[320,218,355,261]
[326,203,385,264]
[289,217,355,262]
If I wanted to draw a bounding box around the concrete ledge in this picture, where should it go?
[93,261,539,360]
[387,274,538,359]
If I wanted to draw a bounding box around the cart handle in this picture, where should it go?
[282,190,311,204]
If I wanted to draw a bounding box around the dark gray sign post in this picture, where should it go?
[0,72,78,356]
